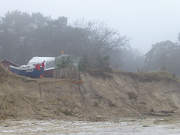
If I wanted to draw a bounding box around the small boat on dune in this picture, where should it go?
[10,62,45,78]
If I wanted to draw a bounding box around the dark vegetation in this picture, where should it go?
[0,11,127,72]
[144,40,180,77]
[0,11,145,72]
[0,11,180,76]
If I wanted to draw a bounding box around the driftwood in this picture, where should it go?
[147,110,175,117]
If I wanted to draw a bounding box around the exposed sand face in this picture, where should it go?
[0,119,180,135]
[1,71,180,121]
[1,63,180,120]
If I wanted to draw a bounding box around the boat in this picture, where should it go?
[28,57,55,71]
[27,57,55,77]
[10,62,44,78]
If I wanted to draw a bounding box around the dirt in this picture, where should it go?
[0,64,180,121]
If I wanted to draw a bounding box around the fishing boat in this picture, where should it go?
[10,62,44,78]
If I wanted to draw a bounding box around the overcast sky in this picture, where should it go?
[1,0,180,53]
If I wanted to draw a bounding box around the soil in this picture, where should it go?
[0,64,180,121]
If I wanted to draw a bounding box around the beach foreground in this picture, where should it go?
[0,118,180,135]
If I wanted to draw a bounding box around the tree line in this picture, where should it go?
[0,11,129,71]
[144,39,180,76]
[1,11,180,76]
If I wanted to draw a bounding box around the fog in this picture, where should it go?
[1,0,180,53]
[1,0,180,74]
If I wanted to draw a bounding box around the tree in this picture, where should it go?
[144,40,180,76]
[0,11,128,71]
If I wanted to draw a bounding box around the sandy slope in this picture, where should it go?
[0,64,180,120]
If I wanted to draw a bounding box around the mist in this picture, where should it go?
[1,0,180,53]
[2,1,180,129]
[0,1,180,75]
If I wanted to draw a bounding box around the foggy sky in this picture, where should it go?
[1,0,180,53]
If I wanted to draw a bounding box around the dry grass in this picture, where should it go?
[113,70,178,82]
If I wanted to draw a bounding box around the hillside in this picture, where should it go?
[0,64,180,121]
